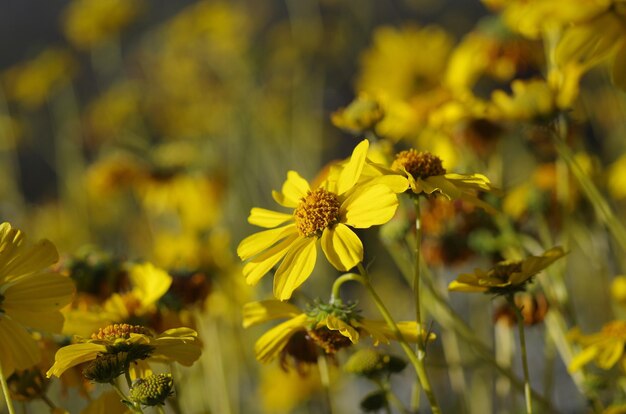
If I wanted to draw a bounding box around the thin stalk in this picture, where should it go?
[156,406,166,414]
[383,237,558,412]
[317,353,334,414]
[411,197,424,412]
[0,359,16,414]
[110,381,144,414]
[378,379,411,414]
[507,295,533,414]
[357,263,441,414]
[125,369,133,389]
[41,394,58,410]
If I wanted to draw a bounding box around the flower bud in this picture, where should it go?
[130,373,174,406]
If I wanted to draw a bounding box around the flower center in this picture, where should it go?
[491,261,523,281]
[91,323,152,341]
[601,321,626,339]
[280,330,319,372]
[392,149,446,179]
[307,327,353,354]
[294,188,341,237]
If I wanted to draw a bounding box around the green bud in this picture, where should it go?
[360,390,387,412]
[344,348,407,378]
[130,373,174,406]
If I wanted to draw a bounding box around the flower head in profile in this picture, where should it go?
[237,140,407,300]
[568,321,626,373]
[46,323,201,379]
[0,222,75,376]
[372,148,497,213]
[331,93,384,135]
[448,247,565,295]
[242,300,433,369]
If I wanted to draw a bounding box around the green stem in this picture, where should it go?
[317,352,334,414]
[156,406,166,414]
[110,381,144,414]
[125,368,133,389]
[0,359,16,414]
[507,295,533,414]
[383,238,558,412]
[356,263,441,414]
[379,379,411,414]
[411,197,424,412]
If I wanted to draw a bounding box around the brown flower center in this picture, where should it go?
[491,261,523,282]
[91,323,152,341]
[601,321,626,338]
[307,327,353,354]
[392,149,446,179]
[294,188,341,237]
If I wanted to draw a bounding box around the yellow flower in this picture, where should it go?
[371,149,497,213]
[331,93,384,134]
[47,324,201,378]
[63,262,172,337]
[62,0,143,49]
[448,247,565,295]
[243,300,432,365]
[259,364,325,413]
[0,223,75,376]
[2,48,75,109]
[237,139,406,300]
[568,320,626,372]
[488,78,557,121]
[612,276,626,306]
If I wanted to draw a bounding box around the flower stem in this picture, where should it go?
[156,406,166,414]
[507,295,533,414]
[0,359,16,414]
[356,263,441,414]
[411,197,425,412]
[317,352,334,414]
[110,381,144,414]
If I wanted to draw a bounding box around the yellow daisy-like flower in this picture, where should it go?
[243,300,432,365]
[63,262,173,337]
[568,321,626,373]
[371,148,497,213]
[448,247,565,295]
[46,323,201,378]
[237,139,407,300]
[0,222,75,376]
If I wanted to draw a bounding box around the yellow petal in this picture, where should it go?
[366,174,409,193]
[242,300,302,328]
[243,234,300,285]
[46,342,106,378]
[273,237,317,301]
[237,224,297,260]
[129,262,172,309]
[320,224,363,271]
[324,315,359,343]
[337,139,369,195]
[556,13,625,70]
[3,272,74,312]
[426,176,461,198]
[0,317,41,376]
[596,340,624,370]
[612,43,626,92]
[5,308,64,333]
[512,247,565,284]
[448,280,488,293]
[152,337,202,366]
[248,208,293,228]
[255,314,308,363]
[568,345,599,372]
[275,171,310,207]
[342,184,398,228]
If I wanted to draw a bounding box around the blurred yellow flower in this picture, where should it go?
[237,140,406,300]
[243,300,432,364]
[611,276,626,306]
[607,153,626,200]
[3,48,75,109]
[358,24,453,101]
[63,262,172,336]
[448,247,565,295]
[331,93,384,134]
[62,0,144,49]
[0,223,75,376]
[489,78,556,121]
[569,320,626,372]
[259,364,325,413]
[47,324,201,378]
